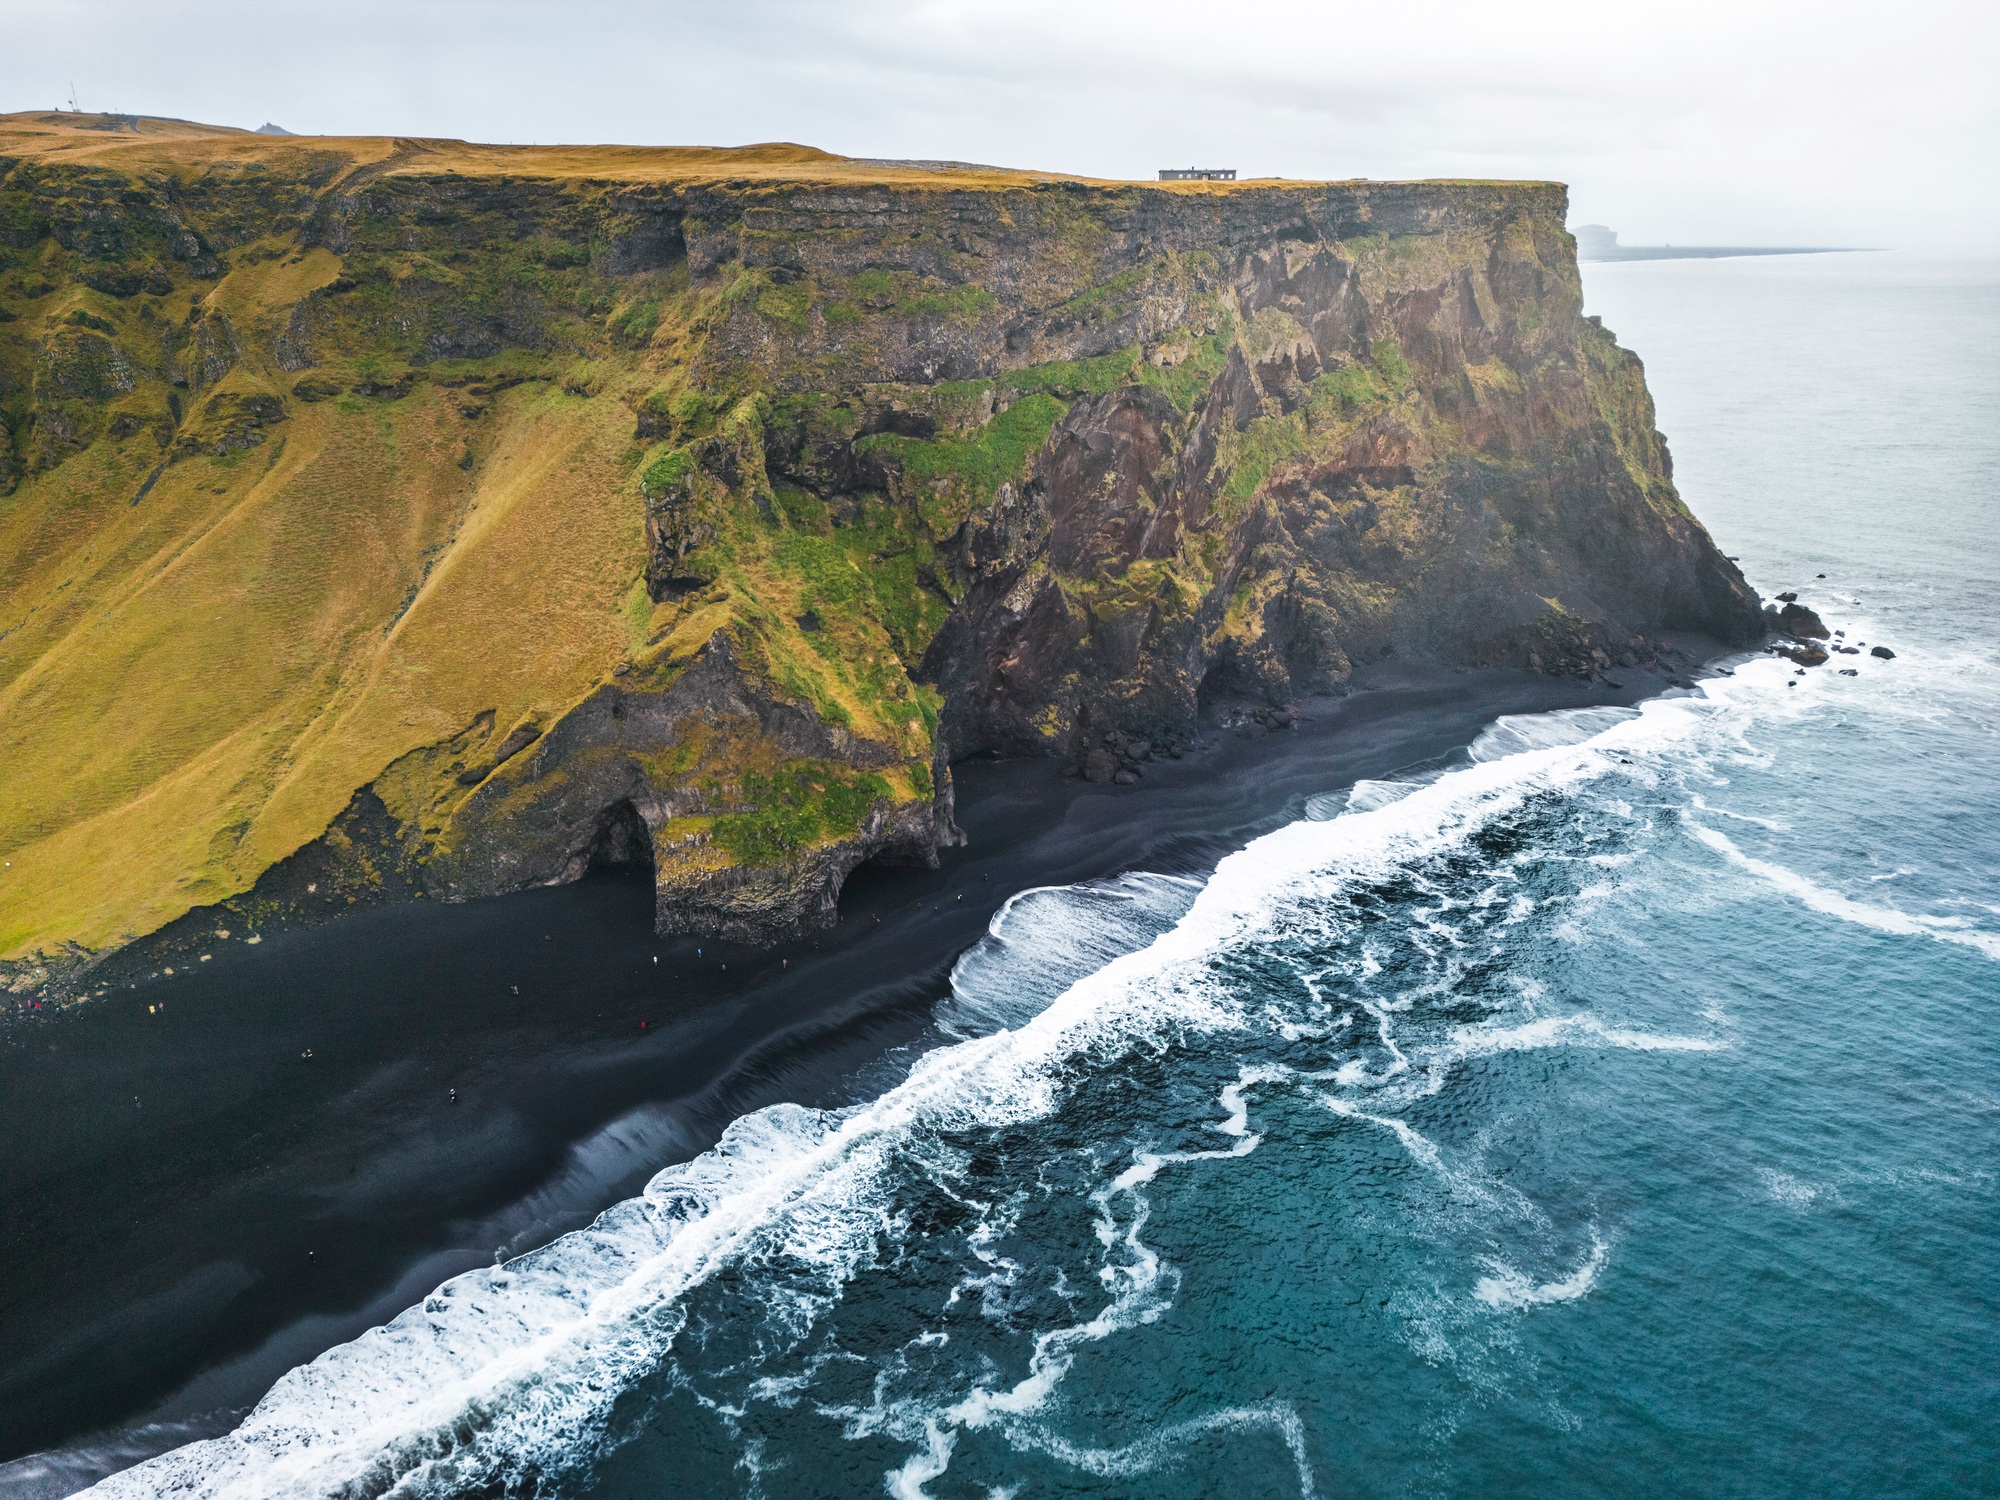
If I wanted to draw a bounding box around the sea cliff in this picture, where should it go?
[0,114,1761,989]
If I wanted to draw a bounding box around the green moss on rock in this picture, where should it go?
[711,762,891,866]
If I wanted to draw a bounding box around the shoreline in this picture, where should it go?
[0,654,1724,1485]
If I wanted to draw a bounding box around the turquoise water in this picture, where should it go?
[87,253,1999,1497]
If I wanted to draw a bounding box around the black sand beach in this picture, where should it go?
[0,662,1704,1489]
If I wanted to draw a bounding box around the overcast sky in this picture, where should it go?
[4,0,1995,249]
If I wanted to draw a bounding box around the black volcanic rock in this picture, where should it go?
[1768,601,1830,639]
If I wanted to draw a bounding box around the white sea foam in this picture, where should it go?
[1755,1167,1821,1210]
[1446,1014,1725,1059]
[1344,777,1426,814]
[83,692,1724,1499]
[1473,1234,1609,1310]
[1688,822,2000,960]
[1302,790,1347,821]
[858,1070,1274,1498]
[1320,1096,1450,1174]
[1304,1013,1720,1223]
[1689,792,1788,830]
[1304,777,1424,821]
[1001,1401,1318,1494]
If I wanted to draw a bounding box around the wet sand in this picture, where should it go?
[0,663,1697,1489]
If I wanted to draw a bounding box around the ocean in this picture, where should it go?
[52,251,2000,1496]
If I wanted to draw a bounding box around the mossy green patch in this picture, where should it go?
[621,575,653,649]
[640,445,691,497]
[834,269,995,323]
[756,281,812,332]
[1004,350,1137,401]
[608,294,664,344]
[859,391,1067,508]
[710,762,891,866]
[1308,360,1390,416]
[1371,338,1413,390]
[1136,331,1233,412]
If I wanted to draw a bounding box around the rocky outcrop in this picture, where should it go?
[0,117,1762,987]
[1767,600,1829,639]
[421,635,957,941]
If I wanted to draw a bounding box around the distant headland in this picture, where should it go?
[1573,224,1870,262]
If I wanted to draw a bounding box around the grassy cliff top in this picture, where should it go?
[0,112,1551,195]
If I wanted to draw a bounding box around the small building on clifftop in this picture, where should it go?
[1159,167,1235,181]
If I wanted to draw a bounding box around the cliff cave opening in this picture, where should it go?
[1195,656,1273,724]
[582,799,654,875]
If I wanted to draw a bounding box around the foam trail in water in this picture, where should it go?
[1689,792,1788,831]
[84,692,1719,1499]
[1002,1401,1319,1496]
[1474,1234,1609,1310]
[1445,1014,1726,1059]
[1688,822,2000,960]
[862,1067,1284,1497]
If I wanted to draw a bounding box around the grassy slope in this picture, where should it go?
[0,366,643,957]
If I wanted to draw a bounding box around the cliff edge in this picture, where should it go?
[0,114,1760,989]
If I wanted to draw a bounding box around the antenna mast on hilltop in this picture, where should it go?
[68,79,80,113]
